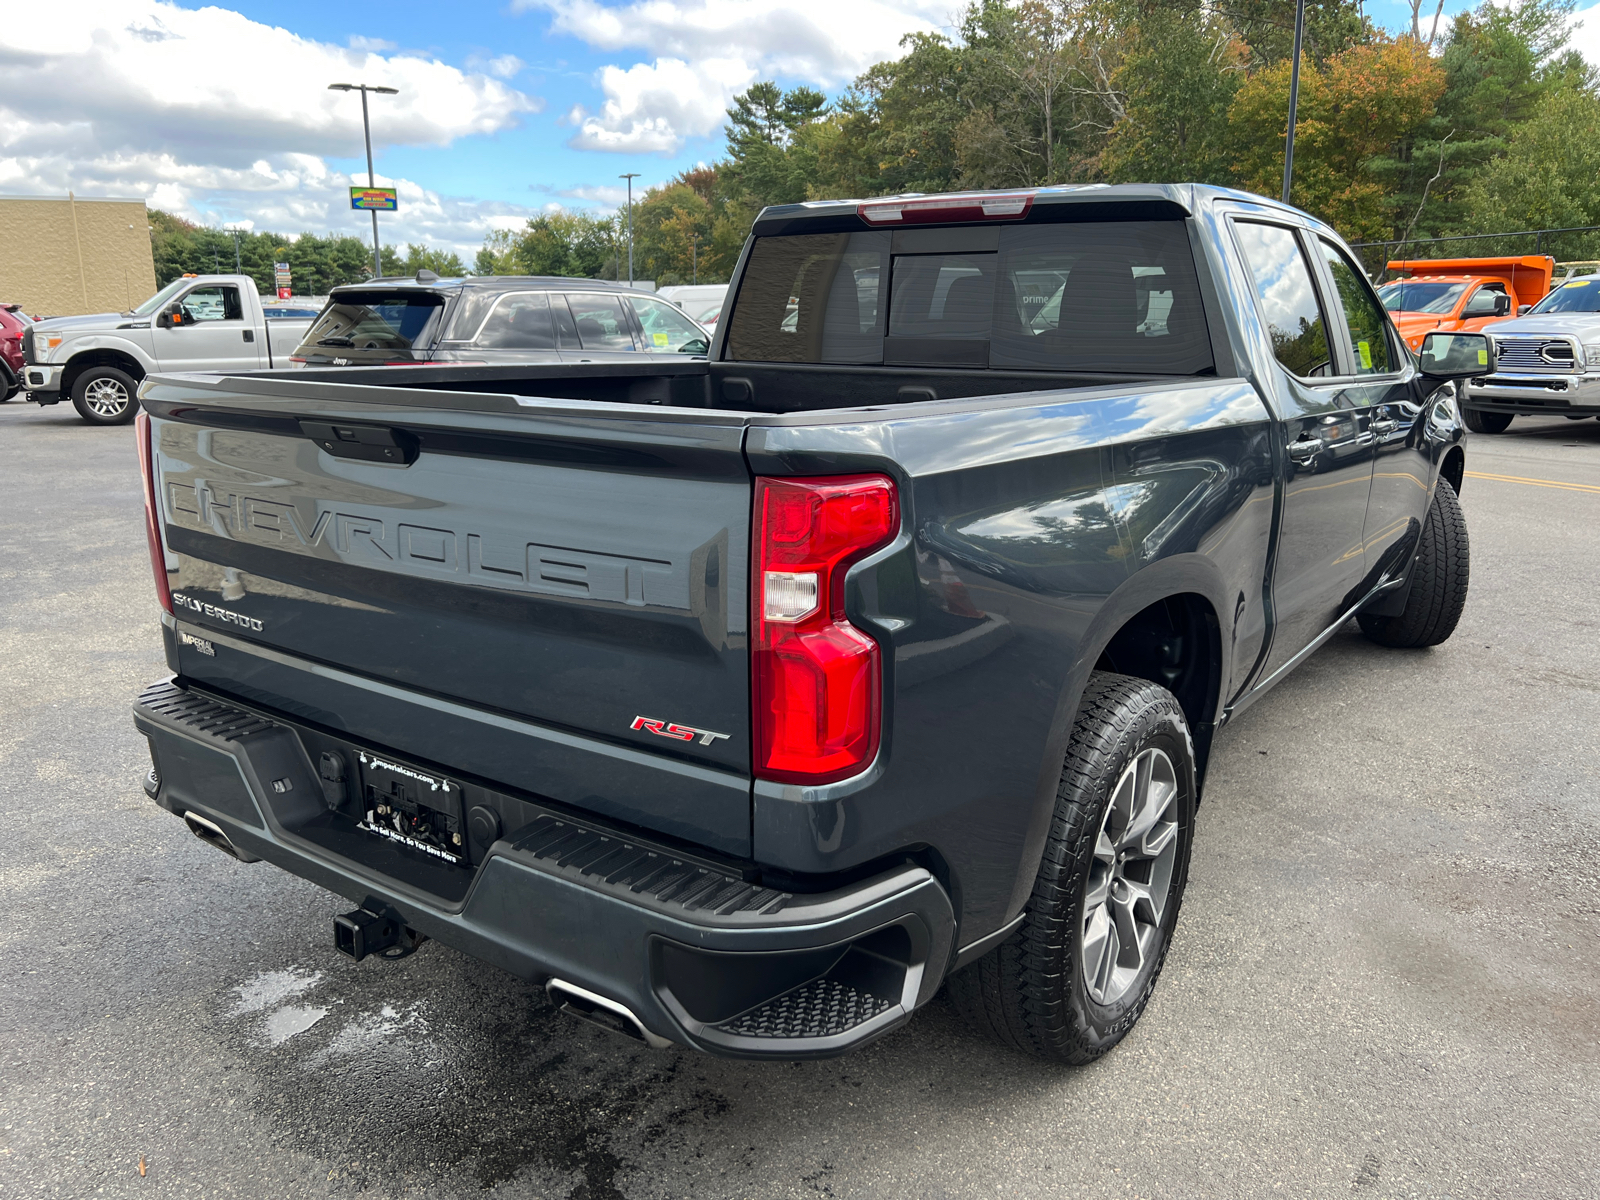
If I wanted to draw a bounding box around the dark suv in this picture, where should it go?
[0,304,32,399]
[291,275,710,367]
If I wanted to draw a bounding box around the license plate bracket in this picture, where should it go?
[355,750,467,866]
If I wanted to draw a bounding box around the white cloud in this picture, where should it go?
[0,1,545,258]
[566,57,757,153]
[348,35,399,52]
[521,0,947,153]
[1573,3,1600,67]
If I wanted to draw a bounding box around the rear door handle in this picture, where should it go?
[1370,418,1399,434]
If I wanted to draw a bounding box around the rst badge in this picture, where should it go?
[630,716,731,746]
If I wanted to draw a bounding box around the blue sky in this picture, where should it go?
[2,0,1597,261]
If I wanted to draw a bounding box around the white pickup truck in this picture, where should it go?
[22,275,316,425]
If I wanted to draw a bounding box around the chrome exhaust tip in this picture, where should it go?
[546,979,672,1049]
[182,811,260,863]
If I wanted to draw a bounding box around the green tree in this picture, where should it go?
[1103,1,1244,184]
[1463,86,1600,236]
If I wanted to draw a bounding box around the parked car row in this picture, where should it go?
[13,273,716,424]
[1377,255,1600,433]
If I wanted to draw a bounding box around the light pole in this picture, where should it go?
[690,232,699,285]
[619,172,640,286]
[225,227,243,275]
[1281,0,1307,205]
[329,82,399,278]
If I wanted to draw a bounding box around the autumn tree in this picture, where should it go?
[1229,38,1446,240]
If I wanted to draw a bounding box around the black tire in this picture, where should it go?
[1357,480,1469,649]
[947,672,1196,1063]
[1462,406,1512,434]
[71,366,140,425]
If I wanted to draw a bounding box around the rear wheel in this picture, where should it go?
[1462,406,1513,434]
[71,366,139,425]
[947,672,1195,1063]
[1358,480,1469,649]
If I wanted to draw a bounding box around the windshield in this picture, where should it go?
[132,278,193,316]
[293,291,447,362]
[1527,278,1600,314]
[1376,281,1466,314]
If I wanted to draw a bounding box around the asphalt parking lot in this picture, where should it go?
[2,398,1597,1200]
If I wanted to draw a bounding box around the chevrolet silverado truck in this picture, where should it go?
[22,275,314,425]
[1460,273,1600,433]
[130,185,1488,1062]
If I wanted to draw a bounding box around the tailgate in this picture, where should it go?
[143,376,752,852]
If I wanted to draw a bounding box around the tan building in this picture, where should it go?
[0,194,158,317]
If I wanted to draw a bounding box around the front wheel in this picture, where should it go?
[1358,480,1469,648]
[948,672,1196,1063]
[71,366,140,425]
[1462,406,1513,434]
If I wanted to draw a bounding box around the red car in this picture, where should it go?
[0,304,32,400]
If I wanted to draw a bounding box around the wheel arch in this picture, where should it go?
[62,348,147,398]
[1440,444,1465,496]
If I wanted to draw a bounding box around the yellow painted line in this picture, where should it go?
[1465,470,1600,496]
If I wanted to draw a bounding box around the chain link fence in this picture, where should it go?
[1350,225,1600,280]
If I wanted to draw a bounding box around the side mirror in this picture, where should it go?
[1518,304,1531,316]
[1494,294,1512,315]
[1419,331,1494,381]
[157,303,184,329]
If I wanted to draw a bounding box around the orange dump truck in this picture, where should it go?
[1377,256,1555,349]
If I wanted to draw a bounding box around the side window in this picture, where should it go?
[474,293,555,350]
[563,293,634,351]
[1461,284,1507,318]
[1234,223,1333,378]
[181,286,242,322]
[1317,240,1393,375]
[626,296,708,353]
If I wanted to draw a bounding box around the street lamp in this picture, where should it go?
[329,82,399,278]
[690,232,699,286]
[1281,0,1307,205]
[225,227,243,275]
[619,172,640,287]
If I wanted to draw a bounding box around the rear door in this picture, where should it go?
[1231,219,1374,676]
[556,292,642,362]
[147,382,752,851]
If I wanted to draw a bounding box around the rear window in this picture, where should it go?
[723,221,1212,375]
[295,291,447,362]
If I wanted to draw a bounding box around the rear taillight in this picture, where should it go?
[752,475,898,784]
[858,191,1034,224]
[135,411,174,615]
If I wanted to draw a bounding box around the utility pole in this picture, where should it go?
[690,233,699,285]
[1281,0,1307,205]
[329,82,399,278]
[619,173,640,286]
[226,228,242,275]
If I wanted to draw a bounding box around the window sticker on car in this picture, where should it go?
[653,332,669,346]
[1358,341,1373,370]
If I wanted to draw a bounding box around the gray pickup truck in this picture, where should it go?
[130,185,1488,1062]
[1460,273,1600,432]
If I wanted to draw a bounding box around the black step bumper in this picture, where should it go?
[133,678,955,1059]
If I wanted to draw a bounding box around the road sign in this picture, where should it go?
[274,261,291,282]
[277,288,292,300]
[350,187,398,212]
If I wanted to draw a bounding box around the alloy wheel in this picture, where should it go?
[1080,747,1180,1005]
[83,377,130,417]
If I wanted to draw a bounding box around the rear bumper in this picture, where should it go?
[133,678,955,1059]
[1464,372,1600,415]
